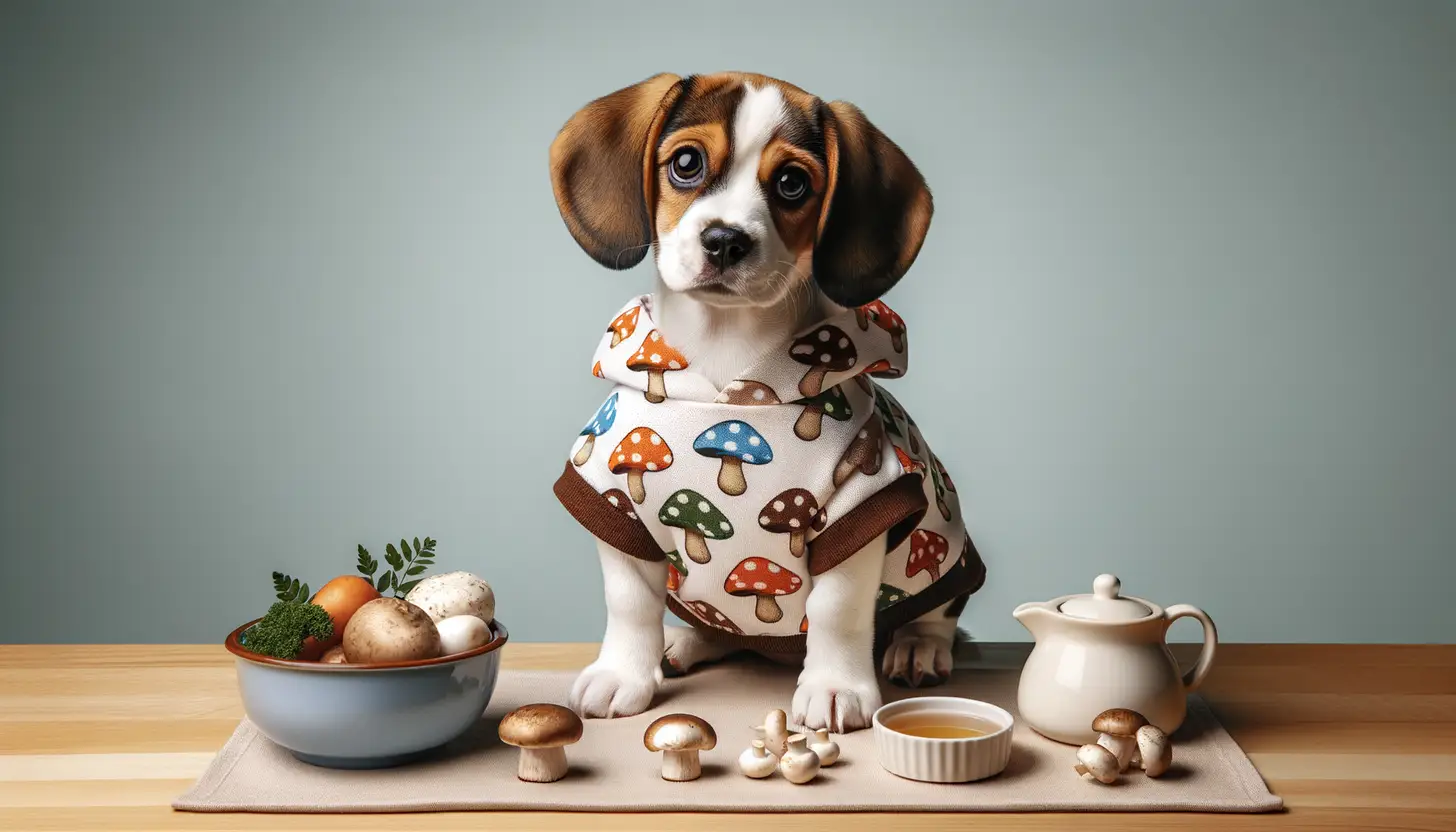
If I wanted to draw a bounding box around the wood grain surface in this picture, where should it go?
[1,643,1452,831]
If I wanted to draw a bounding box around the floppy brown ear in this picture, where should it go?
[549,73,684,269]
[813,101,933,308]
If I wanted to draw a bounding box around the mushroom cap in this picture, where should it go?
[716,379,781,406]
[758,489,825,534]
[601,488,639,521]
[862,300,905,332]
[1137,724,1173,776]
[580,392,618,438]
[790,325,858,371]
[1076,743,1121,783]
[659,489,734,539]
[683,599,743,634]
[626,329,688,372]
[1092,708,1150,737]
[906,529,950,575]
[724,557,802,598]
[864,359,903,378]
[797,387,853,421]
[609,305,641,338]
[609,427,674,473]
[692,421,772,465]
[644,713,717,752]
[498,703,583,749]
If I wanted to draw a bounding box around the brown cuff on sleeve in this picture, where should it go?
[807,474,928,576]
[553,462,665,562]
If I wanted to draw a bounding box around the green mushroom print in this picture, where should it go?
[928,459,953,522]
[659,489,734,564]
[664,549,687,593]
[573,392,618,466]
[877,583,910,611]
[790,325,857,397]
[693,421,772,496]
[793,387,852,441]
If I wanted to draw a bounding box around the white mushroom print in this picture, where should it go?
[725,557,802,624]
[791,325,857,398]
[659,489,734,564]
[608,427,674,504]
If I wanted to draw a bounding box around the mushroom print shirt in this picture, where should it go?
[554,295,987,651]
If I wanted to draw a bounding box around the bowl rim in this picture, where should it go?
[225,616,509,671]
[872,695,1016,742]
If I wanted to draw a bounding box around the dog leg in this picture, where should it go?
[882,595,964,687]
[569,540,667,719]
[662,624,737,677]
[791,533,886,733]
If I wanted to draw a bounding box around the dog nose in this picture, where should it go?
[700,225,754,270]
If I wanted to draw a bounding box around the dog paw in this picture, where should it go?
[882,632,954,688]
[569,660,658,719]
[661,625,734,677]
[792,669,882,733]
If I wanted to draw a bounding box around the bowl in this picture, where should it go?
[225,617,507,769]
[872,696,1015,783]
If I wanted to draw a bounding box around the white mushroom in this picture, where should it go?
[738,739,777,779]
[1074,743,1121,784]
[751,708,790,758]
[1137,724,1173,778]
[778,733,822,784]
[404,571,496,624]
[1092,708,1148,771]
[808,728,840,767]
[644,714,717,781]
[435,614,491,655]
[497,704,583,783]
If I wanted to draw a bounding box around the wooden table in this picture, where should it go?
[1,643,1452,831]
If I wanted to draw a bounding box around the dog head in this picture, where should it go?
[549,72,932,310]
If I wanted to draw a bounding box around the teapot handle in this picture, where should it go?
[1164,604,1218,693]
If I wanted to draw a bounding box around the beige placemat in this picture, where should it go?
[175,661,1281,813]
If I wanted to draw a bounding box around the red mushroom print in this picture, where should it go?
[664,549,688,593]
[854,305,873,331]
[905,529,950,582]
[608,427,674,504]
[627,330,689,403]
[683,599,744,635]
[601,488,640,523]
[725,558,802,624]
[862,300,906,353]
[833,417,885,487]
[895,446,924,475]
[790,325,857,397]
[607,305,641,348]
[864,359,904,379]
[758,489,825,558]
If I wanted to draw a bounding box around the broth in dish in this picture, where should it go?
[882,711,1001,739]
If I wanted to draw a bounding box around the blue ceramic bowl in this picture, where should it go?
[226,617,507,769]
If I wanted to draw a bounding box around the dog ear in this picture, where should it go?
[813,101,933,308]
[549,73,685,269]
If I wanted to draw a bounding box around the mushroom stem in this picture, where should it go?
[789,531,806,558]
[627,471,646,505]
[1097,734,1139,772]
[517,746,569,783]
[793,408,824,441]
[645,370,667,403]
[660,749,702,782]
[572,434,596,466]
[754,594,784,624]
[717,458,747,496]
[798,366,829,398]
[683,531,711,564]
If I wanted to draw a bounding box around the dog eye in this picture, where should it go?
[668,147,705,188]
[773,167,810,204]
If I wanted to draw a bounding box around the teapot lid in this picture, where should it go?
[1057,574,1152,621]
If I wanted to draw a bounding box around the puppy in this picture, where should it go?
[549,72,986,732]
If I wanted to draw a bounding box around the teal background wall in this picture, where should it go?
[3,0,1453,645]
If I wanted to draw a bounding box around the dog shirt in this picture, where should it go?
[554,295,986,651]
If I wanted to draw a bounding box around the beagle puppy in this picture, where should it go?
[549,72,985,733]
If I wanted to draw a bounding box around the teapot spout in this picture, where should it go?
[1012,601,1055,636]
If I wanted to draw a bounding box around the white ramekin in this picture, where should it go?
[872,696,1015,783]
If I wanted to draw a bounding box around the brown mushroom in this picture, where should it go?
[715,379,781,406]
[498,703,584,782]
[683,598,744,634]
[905,529,950,582]
[861,300,906,352]
[758,489,825,558]
[833,418,885,486]
[644,713,717,781]
[793,386,853,441]
[608,427,674,504]
[607,305,641,348]
[790,325,857,397]
[627,329,688,403]
[1092,708,1149,771]
[725,557,802,624]
[601,488,640,522]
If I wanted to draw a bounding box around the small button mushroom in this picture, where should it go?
[751,709,790,758]
[1137,724,1173,778]
[342,598,442,664]
[778,733,822,784]
[498,704,584,783]
[1092,707,1149,771]
[403,571,495,625]
[644,713,717,781]
[1074,743,1121,784]
[738,739,777,779]
[435,613,491,656]
[808,728,840,767]
[319,645,348,664]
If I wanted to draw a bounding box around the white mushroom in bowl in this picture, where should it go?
[435,613,491,656]
[404,571,495,624]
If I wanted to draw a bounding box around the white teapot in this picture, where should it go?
[1012,574,1217,745]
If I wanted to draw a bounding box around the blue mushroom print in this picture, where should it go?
[573,392,618,466]
[694,421,772,496]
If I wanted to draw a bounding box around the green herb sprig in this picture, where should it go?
[357,536,436,597]
[271,571,310,603]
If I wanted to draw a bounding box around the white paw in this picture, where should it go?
[662,625,733,676]
[792,669,883,733]
[882,632,954,687]
[569,660,659,719]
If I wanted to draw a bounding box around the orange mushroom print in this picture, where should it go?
[861,300,906,353]
[759,489,825,558]
[608,427,674,504]
[627,329,688,403]
[790,325,857,398]
[895,446,924,475]
[607,305,641,348]
[906,529,950,582]
[592,361,604,378]
[725,557,802,624]
[799,615,808,634]
[664,549,688,593]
